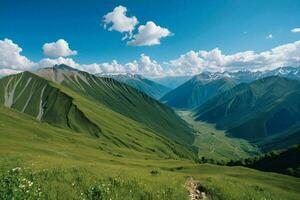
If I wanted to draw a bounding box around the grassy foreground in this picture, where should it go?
[0,107,300,199]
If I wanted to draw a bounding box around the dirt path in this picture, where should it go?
[185,178,209,200]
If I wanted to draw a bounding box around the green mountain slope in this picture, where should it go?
[195,76,300,148]
[0,72,101,137]
[36,65,194,146]
[99,74,171,99]
[0,71,195,159]
[161,75,237,109]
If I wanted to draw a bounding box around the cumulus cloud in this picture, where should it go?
[125,54,163,76]
[166,40,300,75]
[83,60,126,74]
[2,38,300,78]
[39,57,79,68]
[38,57,126,75]
[78,54,161,76]
[33,40,300,76]
[127,21,172,46]
[38,54,162,76]
[291,28,300,33]
[103,6,171,46]
[43,39,77,57]
[0,38,35,71]
[0,69,22,76]
[103,5,138,34]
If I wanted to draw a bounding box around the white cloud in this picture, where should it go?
[38,54,162,77]
[33,40,300,77]
[166,40,300,75]
[39,57,79,68]
[103,6,171,46]
[291,28,300,33]
[266,34,273,39]
[103,5,138,34]
[0,38,35,71]
[2,38,300,78]
[43,39,77,57]
[78,54,161,76]
[125,54,163,76]
[85,60,126,74]
[127,21,172,46]
[0,68,22,76]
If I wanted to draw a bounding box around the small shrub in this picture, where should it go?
[150,169,160,176]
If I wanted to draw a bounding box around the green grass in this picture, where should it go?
[43,68,195,145]
[0,72,195,160]
[177,110,260,161]
[0,106,300,200]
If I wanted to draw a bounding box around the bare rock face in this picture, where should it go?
[185,177,209,200]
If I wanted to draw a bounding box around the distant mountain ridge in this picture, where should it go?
[98,73,171,99]
[151,76,192,89]
[194,76,300,149]
[160,66,300,110]
[161,75,237,109]
[190,66,300,83]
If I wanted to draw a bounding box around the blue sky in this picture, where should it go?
[1,0,300,76]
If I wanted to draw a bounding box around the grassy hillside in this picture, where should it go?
[0,72,194,160]
[36,65,194,146]
[0,106,300,200]
[0,72,101,137]
[161,76,237,109]
[228,145,300,177]
[100,74,171,99]
[195,76,300,149]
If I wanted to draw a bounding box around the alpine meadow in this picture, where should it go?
[0,1,300,200]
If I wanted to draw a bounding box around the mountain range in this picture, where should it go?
[161,73,237,109]
[189,66,300,83]
[194,76,300,150]
[151,75,192,89]
[98,73,171,99]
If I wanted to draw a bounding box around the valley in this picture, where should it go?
[177,110,260,161]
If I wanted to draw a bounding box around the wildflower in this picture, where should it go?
[12,167,21,172]
[28,181,33,187]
